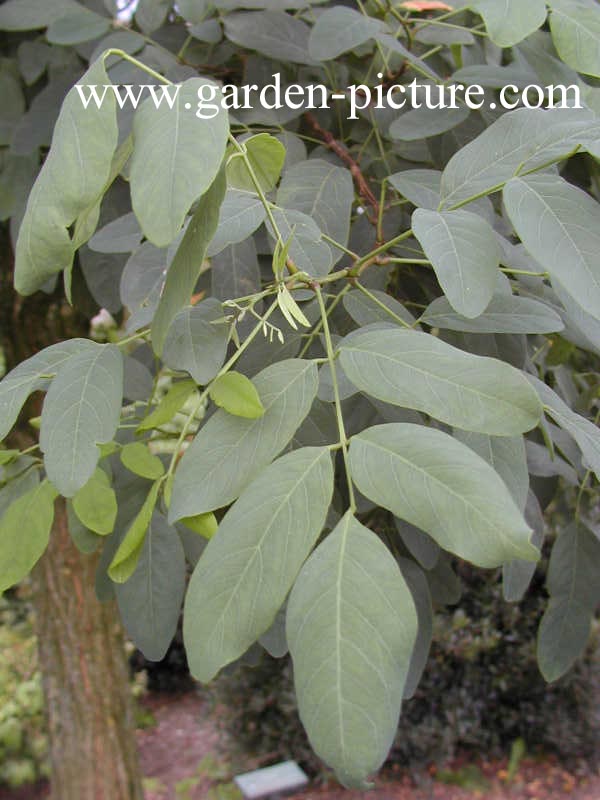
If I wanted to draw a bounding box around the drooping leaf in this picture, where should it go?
[116,511,186,661]
[40,344,123,497]
[503,490,545,602]
[339,328,542,435]
[162,299,229,385]
[120,442,165,481]
[308,6,384,61]
[503,175,600,320]
[209,371,265,418]
[72,469,118,535]
[169,359,318,520]
[472,0,547,47]
[412,208,500,318]
[349,424,539,568]
[0,480,57,592]
[422,293,565,334]
[287,512,418,788]
[398,558,433,699]
[537,522,600,681]
[108,480,160,584]
[184,446,333,681]
[130,78,228,248]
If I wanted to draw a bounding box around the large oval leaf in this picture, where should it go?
[473,0,547,47]
[184,446,333,681]
[130,77,228,247]
[549,0,600,78]
[349,424,539,568]
[339,328,541,435]
[287,512,417,788]
[169,358,318,520]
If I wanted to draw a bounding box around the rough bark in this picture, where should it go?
[32,501,144,800]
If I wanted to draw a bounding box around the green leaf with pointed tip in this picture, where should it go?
[412,208,500,318]
[120,442,164,481]
[162,300,229,384]
[169,359,318,520]
[40,344,123,497]
[422,294,565,334]
[537,522,600,682]
[180,512,218,539]
[209,371,265,419]
[349,424,539,568]
[473,0,547,47]
[130,77,228,248]
[0,480,57,592]
[137,380,197,433]
[287,512,417,789]
[339,328,541,435]
[14,58,118,294]
[227,133,285,194]
[151,168,227,354]
[503,175,600,320]
[72,469,118,535]
[184,446,333,681]
[116,511,185,661]
[108,480,160,584]
[549,0,600,78]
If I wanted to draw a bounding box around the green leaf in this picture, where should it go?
[439,108,597,209]
[503,490,545,602]
[72,469,118,535]
[394,519,440,571]
[388,169,442,211]
[537,522,600,681]
[287,512,418,788]
[349,424,539,568]
[40,344,123,497]
[183,446,333,681]
[151,169,227,354]
[120,442,165,481]
[422,294,565,334]
[0,0,78,30]
[343,289,416,328]
[472,0,547,47]
[162,300,229,385]
[89,212,142,254]
[398,558,433,700]
[308,6,384,61]
[209,371,265,419]
[116,511,185,661]
[549,0,600,78]
[227,133,285,193]
[178,0,208,23]
[276,159,353,266]
[137,379,197,433]
[503,175,600,320]
[390,106,470,141]
[528,375,600,480]
[14,58,118,294]
[224,11,317,65]
[0,480,57,592]
[169,359,318,520]
[207,189,266,257]
[270,207,333,276]
[0,338,97,441]
[108,480,160,584]
[130,77,228,248]
[412,209,500,318]
[135,0,171,33]
[180,512,218,539]
[46,6,110,44]
[339,328,542,435]
[67,500,103,554]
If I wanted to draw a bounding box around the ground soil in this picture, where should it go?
[1,691,599,799]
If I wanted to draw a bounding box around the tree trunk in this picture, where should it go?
[32,500,145,800]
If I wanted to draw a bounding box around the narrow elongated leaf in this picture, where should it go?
[549,0,600,78]
[339,328,542,435]
[440,108,597,209]
[109,480,160,583]
[503,489,545,602]
[412,208,500,318]
[116,511,186,661]
[162,299,229,384]
[0,480,57,592]
[473,0,547,47]
[207,189,266,257]
[422,294,565,334]
[0,338,96,440]
[503,175,600,320]
[72,469,118,535]
[151,169,227,354]
[528,375,600,480]
[14,58,118,294]
[40,344,123,497]
[209,371,265,418]
[169,359,318,520]
[537,522,600,681]
[287,512,418,788]
[308,6,384,61]
[184,446,333,681]
[137,379,197,432]
[224,11,317,65]
[398,558,433,700]
[349,424,539,568]
[130,78,228,248]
